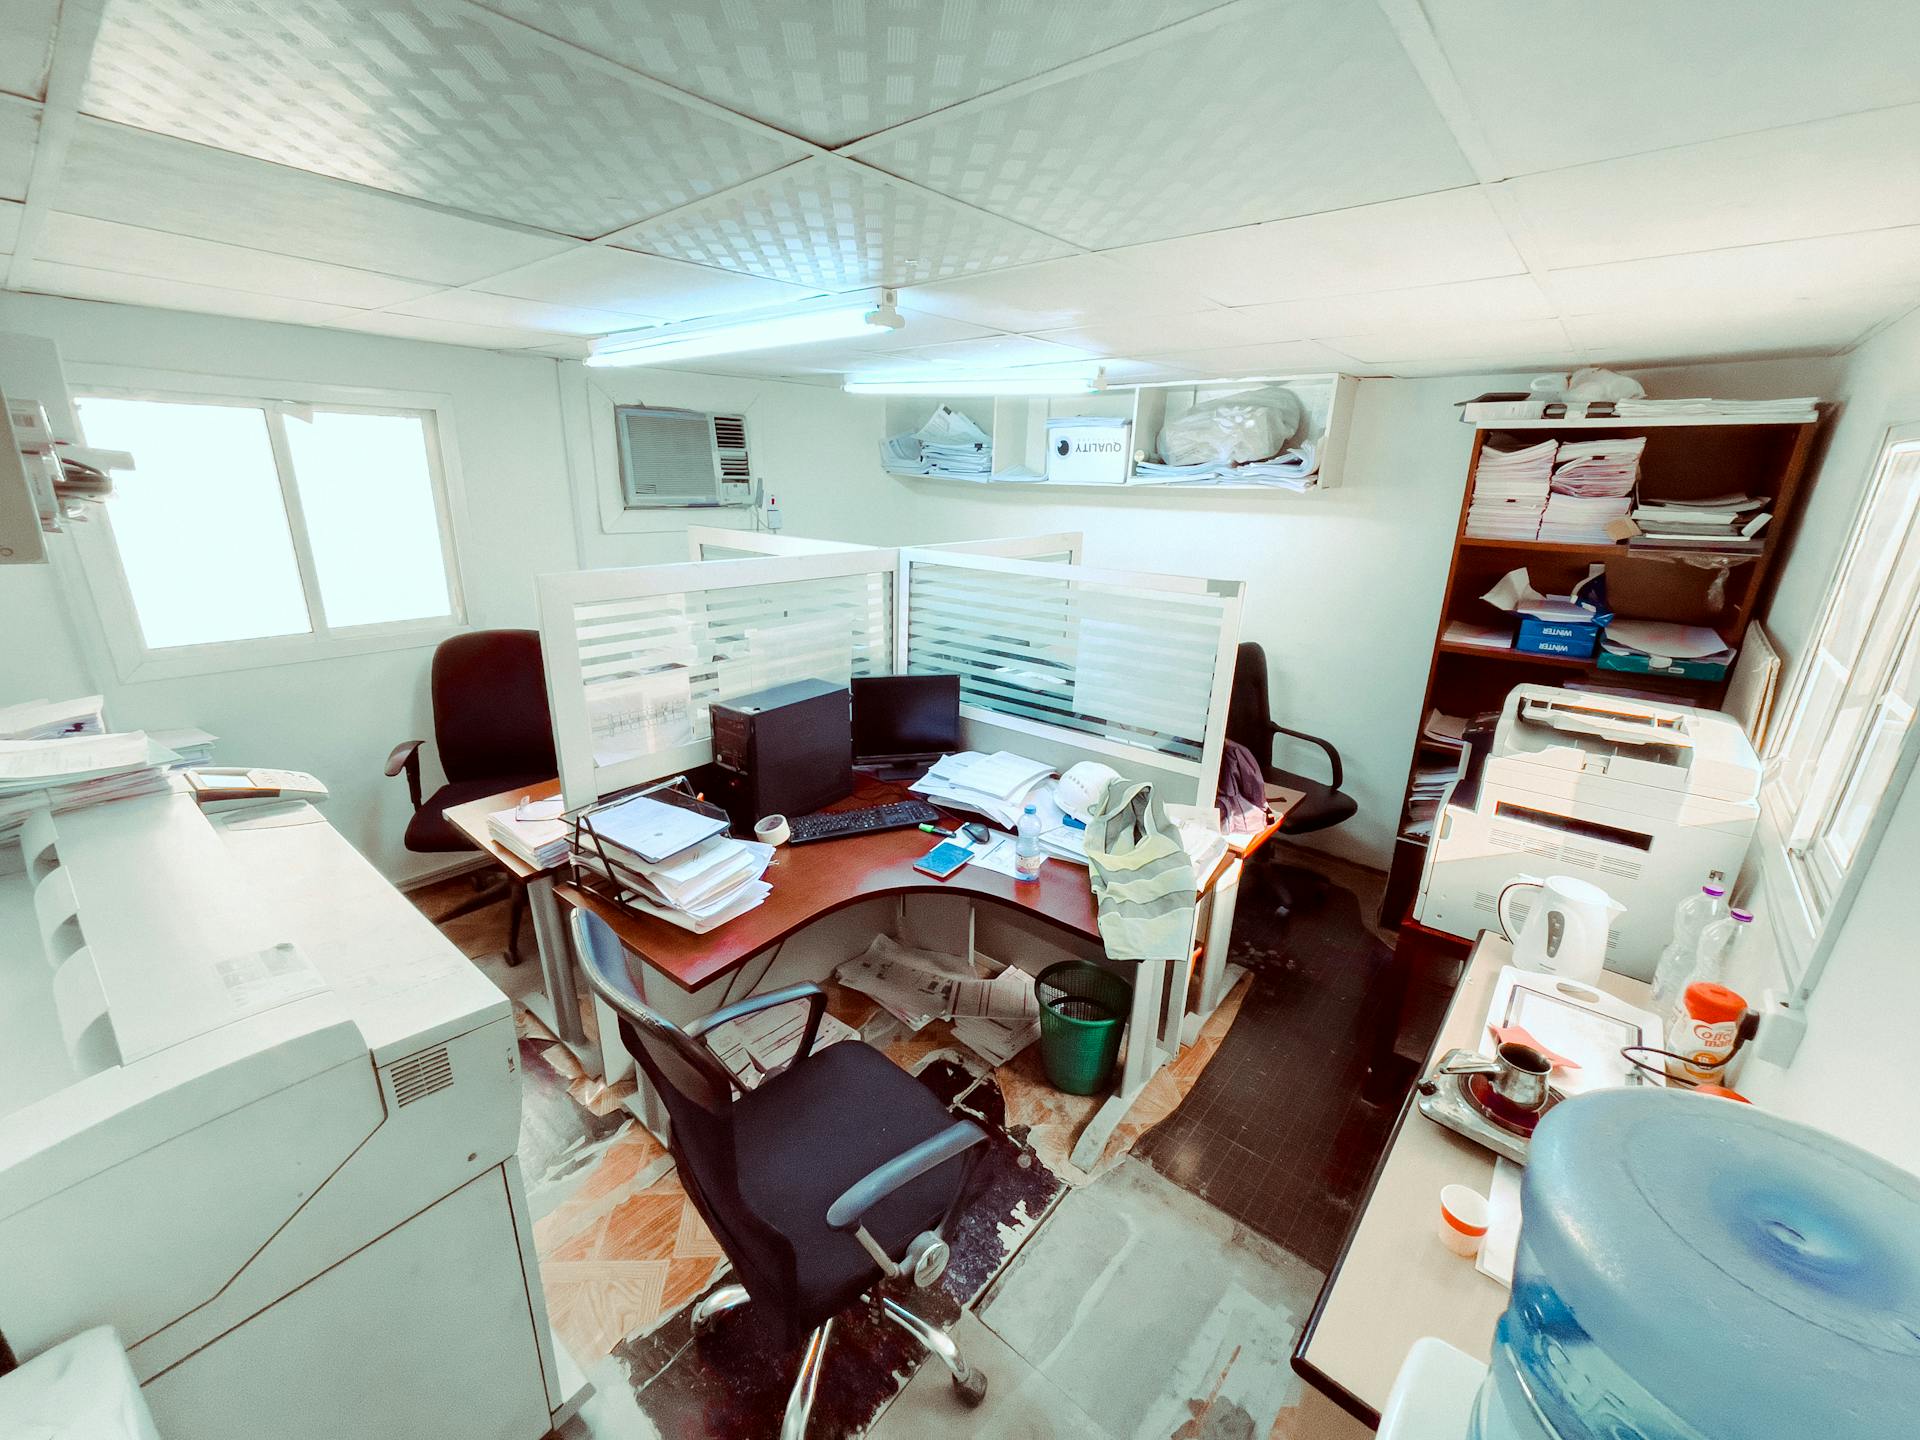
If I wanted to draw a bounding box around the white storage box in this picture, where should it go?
[1044,417,1131,485]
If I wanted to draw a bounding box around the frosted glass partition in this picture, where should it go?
[899,548,1243,803]
[540,550,898,806]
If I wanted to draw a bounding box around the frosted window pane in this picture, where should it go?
[284,410,452,628]
[74,396,310,648]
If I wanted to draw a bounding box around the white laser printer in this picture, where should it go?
[1414,685,1760,979]
[0,790,584,1439]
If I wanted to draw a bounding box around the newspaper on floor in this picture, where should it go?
[703,1002,860,1091]
[835,932,1041,1065]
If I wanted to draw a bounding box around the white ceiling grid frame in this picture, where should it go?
[0,0,60,102]
[853,0,1477,251]
[79,0,809,238]
[5,0,105,293]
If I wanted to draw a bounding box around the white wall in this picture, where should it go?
[0,292,579,880]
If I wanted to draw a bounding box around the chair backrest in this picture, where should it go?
[1225,641,1275,759]
[430,629,557,783]
[568,908,794,1307]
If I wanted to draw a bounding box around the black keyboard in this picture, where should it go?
[787,799,944,844]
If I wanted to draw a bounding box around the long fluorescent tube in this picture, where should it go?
[586,290,903,368]
[842,367,1106,397]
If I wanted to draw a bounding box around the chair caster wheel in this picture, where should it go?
[952,1368,988,1407]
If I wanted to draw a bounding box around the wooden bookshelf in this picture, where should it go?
[1378,415,1819,936]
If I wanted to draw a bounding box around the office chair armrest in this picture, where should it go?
[385,740,425,811]
[825,1119,987,1232]
[1272,723,1344,791]
[685,983,830,1070]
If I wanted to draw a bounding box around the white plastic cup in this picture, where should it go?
[1438,1184,1489,1258]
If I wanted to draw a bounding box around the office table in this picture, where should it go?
[556,775,1259,1165]
[1292,933,1654,1426]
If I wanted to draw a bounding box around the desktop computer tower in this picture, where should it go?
[709,679,853,827]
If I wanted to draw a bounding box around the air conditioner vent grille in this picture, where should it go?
[392,1045,453,1106]
[712,415,747,449]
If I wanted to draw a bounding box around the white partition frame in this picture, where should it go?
[684,525,874,561]
[896,546,1243,810]
[539,548,900,808]
[917,531,1085,563]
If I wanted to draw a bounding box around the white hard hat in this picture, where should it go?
[1055,761,1122,824]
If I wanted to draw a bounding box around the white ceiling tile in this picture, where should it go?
[478,244,820,322]
[1508,106,1920,269]
[1133,340,1364,376]
[0,0,56,102]
[895,333,1099,369]
[1566,288,1920,367]
[1232,275,1556,341]
[1112,188,1527,307]
[625,157,1077,291]
[38,211,439,309]
[482,0,1223,146]
[1427,0,1920,176]
[864,311,997,352]
[900,253,1217,333]
[1547,228,1920,315]
[853,0,1472,249]
[1324,317,1572,365]
[82,0,804,237]
[0,96,37,201]
[21,260,363,328]
[327,310,569,352]
[387,288,649,337]
[0,198,20,254]
[1032,310,1267,357]
[55,119,574,285]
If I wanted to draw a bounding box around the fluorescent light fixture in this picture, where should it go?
[842,366,1106,397]
[586,289,903,368]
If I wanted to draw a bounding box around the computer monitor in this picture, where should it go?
[851,674,961,767]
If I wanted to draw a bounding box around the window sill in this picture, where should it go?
[111,617,464,685]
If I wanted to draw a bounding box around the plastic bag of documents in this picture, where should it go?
[1157,386,1303,466]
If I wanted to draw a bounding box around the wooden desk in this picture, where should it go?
[1293,933,1653,1426]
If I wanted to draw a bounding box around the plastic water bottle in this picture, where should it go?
[1470,1089,1920,1440]
[1015,803,1044,881]
[1669,906,1752,1027]
[1649,876,1729,1014]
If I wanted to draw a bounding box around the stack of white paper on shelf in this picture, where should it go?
[0,729,182,838]
[1600,619,1737,671]
[575,831,776,934]
[1612,397,1820,423]
[1404,760,1461,838]
[488,806,570,869]
[911,750,1053,828]
[1465,439,1556,538]
[1538,492,1633,543]
[1538,437,1642,542]
[1422,709,1468,752]
[1630,494,1771,553]
[1140,440,1321,491]
[880,404,993,478]
[0,694,106,740]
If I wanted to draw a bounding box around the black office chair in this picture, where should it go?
[386,629,557,961]
[1225,641,1358,916]
[570,908,990,1439]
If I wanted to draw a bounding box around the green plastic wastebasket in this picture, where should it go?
[1035,960,1132,1095]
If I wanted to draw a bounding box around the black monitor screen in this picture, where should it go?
[851,674,961,763]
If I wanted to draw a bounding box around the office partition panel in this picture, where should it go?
[683,526,874,561]
[916,531,1085,563]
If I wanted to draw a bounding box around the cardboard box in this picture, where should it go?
[1516,615,1603,659]
[1045,418,1131,485]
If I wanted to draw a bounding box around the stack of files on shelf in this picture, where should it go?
[1405,760,1460,838]
[1137,440,1321,491]
[880,404,992,478]
[1465,440,1556,538]
[1611,397,1820,423]
[911,750,1053,828]
[1539,437,1643,542]
[0,694,105,740]
[1422,709,1468,752]
[0,729,182,838]
[1629,494,1770,553]
[488,804,571,870]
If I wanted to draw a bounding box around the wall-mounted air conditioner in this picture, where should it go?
[614,405,754,509]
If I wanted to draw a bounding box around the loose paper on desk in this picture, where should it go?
[587,669,693,766]
[0,731,149,784]
[587,791,726,865]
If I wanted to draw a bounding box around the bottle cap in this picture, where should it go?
[1023,803,1037,814]
[1684,981,1747,1023]
[1702,884,1727,896]
[1730,907,1753,923]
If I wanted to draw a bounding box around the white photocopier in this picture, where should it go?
[1415,685,1760,979]
[0,789,585,1438]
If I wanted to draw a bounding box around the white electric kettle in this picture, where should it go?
[1496,874,1623,983]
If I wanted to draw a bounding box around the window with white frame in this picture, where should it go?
[71,388,462,669]
[1761,420,1920,969]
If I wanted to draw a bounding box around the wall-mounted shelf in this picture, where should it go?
[881,373,1359,494]
[1457,536,1762,562]
[1467,413,1817,429]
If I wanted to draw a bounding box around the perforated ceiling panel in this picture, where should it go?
[80,0,806,237]
[854,0,1473,249]
[626,157,1076,291]
[481,0,1227,146]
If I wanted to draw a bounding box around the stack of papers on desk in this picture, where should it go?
[488,807,571,869]
[0,729,182,837]
[577,832,775,933]
[911,750,1052,827]
[1465,440,1556,538]
[0,694,105,740]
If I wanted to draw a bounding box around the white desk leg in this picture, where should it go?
[520,874,605,1079]
[1183,858,1246,1047]
[1068,954,1170,1172]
